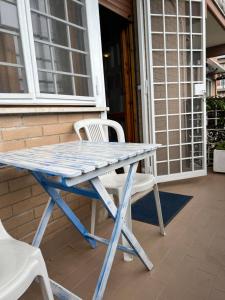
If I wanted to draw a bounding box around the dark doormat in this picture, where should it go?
[131,191,193,226]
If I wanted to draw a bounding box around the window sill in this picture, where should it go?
[0,106,109,115]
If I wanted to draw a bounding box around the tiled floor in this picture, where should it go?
[21,171,225,300]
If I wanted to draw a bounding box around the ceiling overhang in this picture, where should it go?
[206,0,225,56]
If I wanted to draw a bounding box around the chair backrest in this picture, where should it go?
[74,119,128,173]
[74,118,125,143]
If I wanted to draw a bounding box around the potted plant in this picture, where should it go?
[213,141,225,173]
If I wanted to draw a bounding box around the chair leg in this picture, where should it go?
[153,183,166,236]
[91,200,97,235]
[38,255,54,300]
[39,275,54,300]
[118,189,133,262]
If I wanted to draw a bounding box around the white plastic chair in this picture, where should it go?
[74,119,165,261]
[0,220,54,300]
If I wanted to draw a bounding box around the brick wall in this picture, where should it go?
[0,112,100,243]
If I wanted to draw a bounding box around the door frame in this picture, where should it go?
[120,23,139,143]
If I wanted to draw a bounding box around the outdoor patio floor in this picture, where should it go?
[21,170,225,300]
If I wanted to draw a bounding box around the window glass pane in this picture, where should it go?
[168,99,179,114]
[170,160,180,174]
[156,147,167,161]
[155,100,166,115]
[35,43,52,70]
[167,68,178,82]
[165,0,176,15]
[153,68,165,82]
[182,144,192,158]
[50,20,68,47]
[180,67,191,81]
[153,51,165,66]
[165,17,177,32]
[74,76,90,96]
[154,84,166,99]
[168,115,179,130]
[30,0,93,96]
[32,14,49,41]
[182,159,192,172]
[180,35,190,49]
[179,18,190,32]
[169,131,180,145]
[193,113,203,127]
[0,0,19,30]
[179,1,189,16]
[0,65,27,93]
[193,98,202,112]
[151,16,163,32]
[54,48,71,72]
[68,0,84,26]
[72,52,88,75]
[181,114,192,128]
[192,19,201,33]
[169,146,180,159]
[181,99,192,113]
[166,34,177,49]
[192,35,202,49]
[180,51,190,66]
[193,51,202,66]
[156,132,167,145]
[194,128,203,142]
[181,129,191,143]
[166,51,178,66]
[155,116,167,131]
[193,67,203,81]
[192,2,201,16]
[150,1,163,14]
[167,84,179,98]
[157,162,168,176]
[193,143,203,157]
[56,74,73,95]
[152,34,164,49]
[181,83,191,97]
[38,71,55,93]
[0,0,27,93]
[70,27,85,51]
[194,158,203,170]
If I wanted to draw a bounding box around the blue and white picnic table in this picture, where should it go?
[0,141,159,300]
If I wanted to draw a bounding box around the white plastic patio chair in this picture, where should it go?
[74,118,165,261]
[0,220,54,300]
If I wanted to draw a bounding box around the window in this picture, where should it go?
[0,0,104,105]
[0,0,27,93]
[221,79,225,89]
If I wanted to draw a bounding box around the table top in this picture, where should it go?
[0,141,159,179]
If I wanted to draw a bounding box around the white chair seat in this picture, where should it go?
[100,173,155,197]
[0,221,53,300]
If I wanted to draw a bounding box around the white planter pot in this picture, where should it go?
[213,149,225,173]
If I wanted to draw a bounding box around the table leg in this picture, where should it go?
[32,171,96,249]
[91,163,153,300]
[32,197,55,247]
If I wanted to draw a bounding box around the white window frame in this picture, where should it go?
[0,0,106,107]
